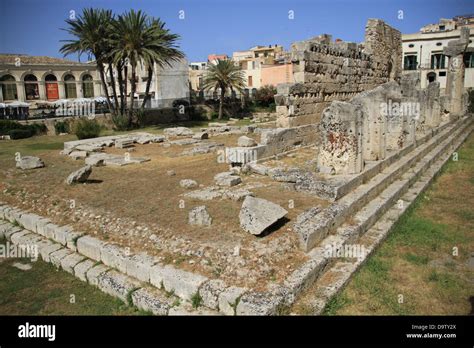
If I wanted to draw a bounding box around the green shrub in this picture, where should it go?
[73,118,101,139]
[254,85,277,107]
[9,128,34,139]
[29,123,47,135]
[112,113,130,131]
[0,120,23,135]
[0,120,47,139]
[54,121,70,135]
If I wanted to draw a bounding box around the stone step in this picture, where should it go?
[288,118,474,313]
[295,116,472,251]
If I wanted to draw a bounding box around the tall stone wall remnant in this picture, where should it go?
[317,77,443,176]
[317,101,363,175]
[275,19,402,128]
[443,27,473,117]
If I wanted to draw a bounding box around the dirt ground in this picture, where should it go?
[0,131,329,290]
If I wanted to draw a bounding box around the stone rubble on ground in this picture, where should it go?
[16,156,45,170]
[188,206,212,226]
[239,196,288,235]
[65,165,92,185]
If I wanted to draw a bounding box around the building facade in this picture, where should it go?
[232,45,289,96]
[402,15,474,89]
[0,54,103,106]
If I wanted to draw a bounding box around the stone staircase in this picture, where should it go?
[288,114,474,313]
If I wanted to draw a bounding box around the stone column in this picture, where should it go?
[16,82,26,102]
[317,101,364,175]
[76,82,83,98]
[93,81,101,98]
[443,27,471,116]
[38,81,46,101]
[58,81,66,99]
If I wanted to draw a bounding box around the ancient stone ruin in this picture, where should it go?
[1,19,472,316]
[275,19,402,128]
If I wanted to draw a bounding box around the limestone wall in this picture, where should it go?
[317,76,446,175]
[275,19,402,128]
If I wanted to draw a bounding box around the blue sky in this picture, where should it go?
[0,0,472,62]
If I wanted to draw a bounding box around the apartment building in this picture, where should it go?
[402,15,474,89]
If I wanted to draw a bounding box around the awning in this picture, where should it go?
[6,101,30,107]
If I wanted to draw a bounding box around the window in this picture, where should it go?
[82,74,94,98]
[430,54,446,69]
[439,71,446,77]
[464,52,474,68]
[436,42,442,46]
[24,74,39,100]
[248,76,253,87]
[64,74,77,99]
[0,75,17,100]
[439,25,445,31]
[404,55,418,70]
[408,44,415,48]
[427,72,436,83]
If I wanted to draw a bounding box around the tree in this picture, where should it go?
[254,85,277,107]
[202,59,245,119]
[110,10,183,126]
[61,9,183,128]
[60,8,117,116]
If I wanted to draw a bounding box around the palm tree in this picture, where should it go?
[202,59,246,119]
[60,8,117,115]
[110,10,184,126]
[140,19,184,110]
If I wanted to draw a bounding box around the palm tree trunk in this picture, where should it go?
[107,58,119,114]
[219,87,225,120]
[116,63,125,115]
[124,64,128,113]
[97,63,115,115]
[141,64,154,110]
[129,64,137,127]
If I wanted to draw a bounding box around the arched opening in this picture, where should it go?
[427,72,436,84]
[0,75,18,101]
[82,74,94,98]
[64,74,77,99]
[24,74,39,100]
[45,74,59,100]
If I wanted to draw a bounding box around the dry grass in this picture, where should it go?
[0,131,327,290]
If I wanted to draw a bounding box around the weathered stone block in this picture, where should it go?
[125,253,157,282]
[50,248,74,268]
[97,270,142,303]
[60,252,86,274]
[74,259,96,282]
[38,241,62,262]
[150,264,208,301]
[86,264,110,286]
[218,286,247,315]
[200,279,226,310]
[239,196,288,235]
[76,235,107,262]
[101,244,130,274]
[131,287,172,315]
